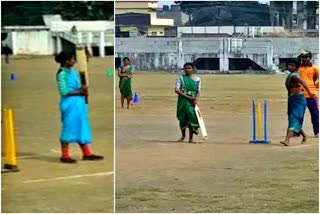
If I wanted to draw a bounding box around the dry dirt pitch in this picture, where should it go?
[1,56,114,212]
[116,72,319,213]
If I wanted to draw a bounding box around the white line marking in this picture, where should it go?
[23,171,114,183]
[50,149,60,153]
[18,155,35,159]
[289,144,318,149]
[274,144,318,149]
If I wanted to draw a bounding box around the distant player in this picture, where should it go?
[118,57,134,109]
[55,51,104,163]
[175,62,201,143]
[85,46,91,62]
[280,59,316,146]
[3,44,12,64]
[298,51,319,137]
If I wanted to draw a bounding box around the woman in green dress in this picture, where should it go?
[118,57,134,109]
[175,62,201,143]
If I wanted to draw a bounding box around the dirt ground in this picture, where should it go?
[1,56,114,212]
[115,72,319,213]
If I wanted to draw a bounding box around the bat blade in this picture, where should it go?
[76,46,89,104]
[76,47,89,86]
[195,104,208,140]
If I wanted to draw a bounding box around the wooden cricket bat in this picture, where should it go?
[76,46,89,104]
[195,104,208,140]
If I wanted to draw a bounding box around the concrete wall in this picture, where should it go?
[249,37,319,66]
[115,37,270,71]
[11,30,55,55]
[115,38,178,70]
[116,38,177,53]
[50,21,114,32]
[116,37,319,72]
[4,20,114,56]
[116,52,178,70]
[269,38,319,56]
[178,26,286,37]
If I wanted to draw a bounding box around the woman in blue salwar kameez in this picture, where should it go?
[55,51,103,163]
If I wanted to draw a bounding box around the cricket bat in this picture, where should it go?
[195,104,208,140]
[76,46,89,104]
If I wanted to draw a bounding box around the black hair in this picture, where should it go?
[55,51,75,66]
[55,51,75,81]
[123,57,130,62]
[298,51,312,59]
[183,62,194,68]
[288,59,301,68]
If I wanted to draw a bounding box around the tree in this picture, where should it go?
[1,1,114,26]
[174,1,211,23]
[190,7,232,26]
[174,1,271,26]
[305,1,319,29]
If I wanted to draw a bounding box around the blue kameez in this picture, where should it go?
[57,68,92,144]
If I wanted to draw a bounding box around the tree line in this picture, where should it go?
[2,1,114,26]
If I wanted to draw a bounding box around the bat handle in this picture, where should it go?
[85,96,88,104]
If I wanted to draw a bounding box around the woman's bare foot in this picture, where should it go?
[280,140,289,146]
[301,137,307,144]
[300,130,307,143]
[177,137,185,142]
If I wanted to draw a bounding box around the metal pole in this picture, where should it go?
[264,100,268,141]
[257,102,262,140]
[252,100,256,141]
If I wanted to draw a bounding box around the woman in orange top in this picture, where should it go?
[298,51,319,137]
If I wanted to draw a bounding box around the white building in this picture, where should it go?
[2,15,114,56]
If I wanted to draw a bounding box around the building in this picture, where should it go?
[115,1,174,37]
[2,15,114,56]
[116,36,319,73]
[157,4,189,27]
[270,1,319,30]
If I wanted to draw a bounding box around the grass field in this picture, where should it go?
[115,72,319,213]
[1,56,114,212]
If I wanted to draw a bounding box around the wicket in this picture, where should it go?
[250,100,271,144]
[2,108,19,172]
